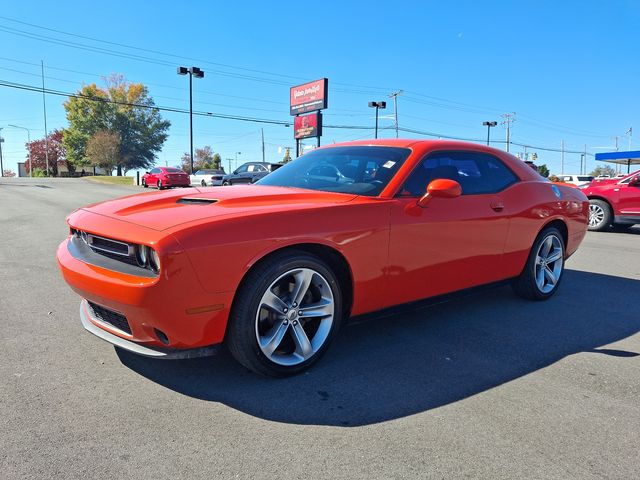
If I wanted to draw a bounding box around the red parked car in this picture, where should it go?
[581,170,640,231]
[57,140,588,377]
[142,167,190,189]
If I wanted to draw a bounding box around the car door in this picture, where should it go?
[386,150,516,306]
[617,173,640,216]
[148,168,160,184]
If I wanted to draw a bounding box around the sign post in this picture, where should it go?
[290,78,328,157]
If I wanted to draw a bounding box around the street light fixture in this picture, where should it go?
[235,151,241,171]
[177,66,205,175]
[8,124,32,177]
[368,101,387,139]
[482,121,498,146]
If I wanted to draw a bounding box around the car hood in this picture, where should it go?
[81,185,358,231]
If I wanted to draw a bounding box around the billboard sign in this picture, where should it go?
[290,78,328,115]
[294,111,322,140]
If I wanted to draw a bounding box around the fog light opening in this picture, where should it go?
[154,328,170,345]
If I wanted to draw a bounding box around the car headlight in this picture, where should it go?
[136,245,160,273]
[149,248,161,274]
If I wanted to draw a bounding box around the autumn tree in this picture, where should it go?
[281,147,292,163]
[25,130,69,176]
[86,131,121,174]
[63,75,170,175]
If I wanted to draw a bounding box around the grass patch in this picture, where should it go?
[84,176,135,186]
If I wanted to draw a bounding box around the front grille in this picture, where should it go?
[90,235,129,255]
[92,249,140,266]
[87,301,132,335]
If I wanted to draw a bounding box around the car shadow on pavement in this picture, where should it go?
[117,269,640,427]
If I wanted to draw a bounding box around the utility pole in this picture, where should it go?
[388,90,403,138]
[626,126,633,151]
[500,113,515,152]
[0,128,4,177]
[261,128,265,162]
[583,144,587,175]
[561,140,565,174]
[41,61,50,176]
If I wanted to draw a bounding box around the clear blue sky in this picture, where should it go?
[0,0,638,176]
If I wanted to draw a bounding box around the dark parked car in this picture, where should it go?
[222,162,282,185]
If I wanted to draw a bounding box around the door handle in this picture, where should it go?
[490,202,504,212]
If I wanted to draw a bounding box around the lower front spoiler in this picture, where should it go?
[80,300,221,360]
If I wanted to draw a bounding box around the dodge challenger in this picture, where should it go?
[57,140,589,376]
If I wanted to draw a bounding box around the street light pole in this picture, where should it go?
[177,66,205,175]
[8,125,32,177]
[482,121,497,146]
[235,151,241,171]
[368,101,387,139]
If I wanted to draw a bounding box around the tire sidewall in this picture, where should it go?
[229,253,343,376]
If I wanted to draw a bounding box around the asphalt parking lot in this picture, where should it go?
[1,177,639,479]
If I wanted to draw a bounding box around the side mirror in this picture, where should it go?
[629,175,640,186]
[233,170,238,175]
[417,179,462,207]
[145,171,150,175]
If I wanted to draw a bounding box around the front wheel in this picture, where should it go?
[201,180,207,187]
[226,252,343,377]
[157,180,164,190]
[512,227,565,301]
[222,180,230,186]
[142,179,147,188]
[588,199,612,231]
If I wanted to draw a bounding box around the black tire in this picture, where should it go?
[142,179,147,188]
[201,180,207,187]
[222,180,230,186]
[226,251,343,377]
[157,180,164,190]
[512,226,565,301]
[588,199,612,231]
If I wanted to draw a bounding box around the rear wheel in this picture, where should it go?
[512,227,565,301]
[201,180,207,187]
[588,199,612,231]
[142,179,147,188]
[157,180,164,190]
[222,180,230,186]
[226,251,342,377]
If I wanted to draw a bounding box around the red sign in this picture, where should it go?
[290,78,328,115]
[294,112,322,140]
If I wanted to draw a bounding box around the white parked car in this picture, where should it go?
[559,174,594,187]
[189,169,226,187]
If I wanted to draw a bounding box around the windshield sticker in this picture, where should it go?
[383,161,396,168]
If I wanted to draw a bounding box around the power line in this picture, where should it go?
[0,78,596,157]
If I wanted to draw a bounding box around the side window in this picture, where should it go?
[150,168,160,174]
[400,151,518,196]
[255,164,267,172]
[235,164,248,174]
[247,165,256,172]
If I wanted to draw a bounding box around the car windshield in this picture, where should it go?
[257,146,411,196]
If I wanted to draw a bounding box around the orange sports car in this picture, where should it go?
[57,140,589,376]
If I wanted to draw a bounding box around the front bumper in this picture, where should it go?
[80,300,221,359]
[58,227,234,351]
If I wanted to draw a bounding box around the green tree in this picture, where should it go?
[180,146,220,172]
[86,130,121,174]
[590,165,616,177]
[537,164,550,178]
[63,75,170,175]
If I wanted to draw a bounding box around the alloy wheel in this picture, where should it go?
[255,267,334,366]
[534,234,563,294]
[588,204,605,228]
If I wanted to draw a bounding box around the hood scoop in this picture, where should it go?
[176,197,218,205]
